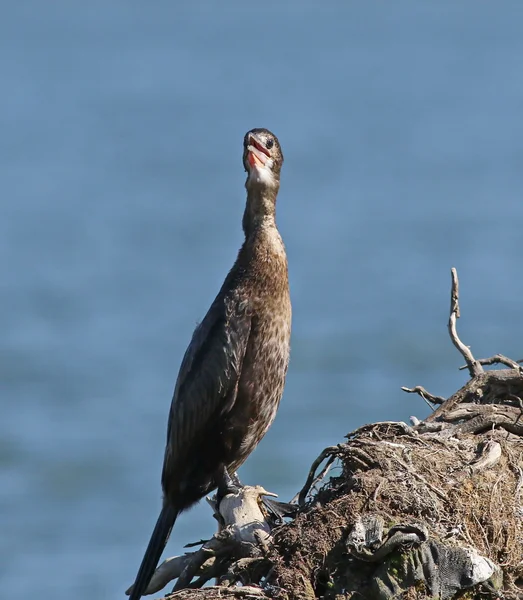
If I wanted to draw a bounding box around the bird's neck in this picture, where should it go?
[242,187,279,238]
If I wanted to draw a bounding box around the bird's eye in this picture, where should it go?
[266,138,274,150]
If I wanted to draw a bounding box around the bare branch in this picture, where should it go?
[296,445,343,506]
[401,385,446,406]
[458,354,522,371]
[441,403,523,435]
[448,267,483,378]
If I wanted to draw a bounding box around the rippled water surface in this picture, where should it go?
[2,2,523,598]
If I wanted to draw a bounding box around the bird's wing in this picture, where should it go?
[163,293,252,466]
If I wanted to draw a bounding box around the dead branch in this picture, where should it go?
[401,385,446,406]
[296,445,343,506]
[459,353,522,371]
[441,403,523,435]
[448,267,483,378]
[399,270,523,426]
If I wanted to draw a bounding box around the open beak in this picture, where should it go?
[247,135,271,169]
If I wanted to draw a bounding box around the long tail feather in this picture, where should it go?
[128,504,178,600]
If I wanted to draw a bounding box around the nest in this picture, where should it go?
[271,421,522,599]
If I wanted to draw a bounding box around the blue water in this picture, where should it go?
[2,2,522,598]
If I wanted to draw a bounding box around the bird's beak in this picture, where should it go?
[246,134,271,169]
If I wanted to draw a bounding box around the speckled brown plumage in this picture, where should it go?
[128,128,291,600]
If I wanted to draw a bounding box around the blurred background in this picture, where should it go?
[1,2,522,598]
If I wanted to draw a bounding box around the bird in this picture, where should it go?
[127,128,291,599]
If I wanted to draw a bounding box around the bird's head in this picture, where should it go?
[243,128,283,193]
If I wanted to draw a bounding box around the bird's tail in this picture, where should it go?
[128,504,179,600]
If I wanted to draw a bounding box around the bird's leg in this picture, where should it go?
[216,465,241,505]
[230,472,243,487]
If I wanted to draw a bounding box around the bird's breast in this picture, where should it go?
[219,227,291,470]
[224,299,291,471]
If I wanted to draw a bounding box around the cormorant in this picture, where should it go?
[128,128,291,599]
